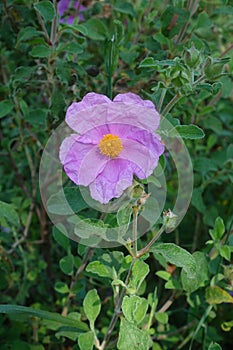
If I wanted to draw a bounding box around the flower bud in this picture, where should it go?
[163,209,178,231]
[204,57,224,79]
[184,45,201,68]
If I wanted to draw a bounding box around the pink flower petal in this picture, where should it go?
[65,93,111,133]
[119,138,162,178]
[89,159,134,204]
[65,93,161,135]
[113,92,155,109]
[60,135,108,186]
[78,146,109,186]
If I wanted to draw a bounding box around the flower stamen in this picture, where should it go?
[98,133,123,158]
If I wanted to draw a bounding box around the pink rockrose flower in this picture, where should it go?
[59,92,164,204]
[58,0,86,24]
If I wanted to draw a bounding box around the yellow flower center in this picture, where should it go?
[98,133,123,158]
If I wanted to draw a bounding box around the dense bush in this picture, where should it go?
[0,1,232,349]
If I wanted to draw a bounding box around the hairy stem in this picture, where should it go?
[137,225,165,258]
[161,93,181,117]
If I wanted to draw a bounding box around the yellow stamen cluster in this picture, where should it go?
[98,133,123,158]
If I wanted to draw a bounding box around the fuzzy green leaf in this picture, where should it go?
[0,100,14,118]
[78,332,94,350]
[0,201,19,226]
[34,1,55,22]
[83,289,101,328]
[117,318,151,350]
[170,125,205,139]
[151,243,196,276]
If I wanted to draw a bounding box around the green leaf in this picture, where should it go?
[30,45,51,58]
[113,19,124,45]
[47,187,88,215]
[139,57,177,70]
[206,286,233,304]
[0,305,88,331]
[117,203,132,227]
[59,255,74,276]
[151,243,196,276]
[117,318,151,350]
[81,18,108,41]
[83,289,101,328]
[114,1,136,16]
[52,225,70,251]
[194,157,218,174]
[25,108,48,127]
[127,260,149,294]
[192,187,206,213]
[203,116,223,134]
[181,251,209,293]
[155,312,168,324]
[86,261,113,279]
[122,295,148,325]
[156,271,171,281]
[139,57,157,68]
[17,26,39,43]
[170,125,205,139]
[34,1,55,22]
[208,342,222,350]
[0,200,19,226]
[219,245,232,261]
[61,42,84,55]
[55,326,80,341]
[0,100,14,119]
[78,331,94,350]
[209,217,225,241]
[50,88,66,118]
[54,281,70,294]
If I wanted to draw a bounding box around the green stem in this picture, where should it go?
[137,225,165,258]
[146,287,157,330]
[161,93,181,117]
[157,88,167,113]
[107,35,114,99]
[132,206,138,257]
[50,0,58,46]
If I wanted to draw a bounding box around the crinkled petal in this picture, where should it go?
[107,103,160,132]
[89,159,134,204]
[78,146,109,186]
[65,93,160,134]
[119,137,163,179]
[107,123,163,152]
[60,135,108,186]
[113,92,155,109]
[65,93,111,133]
[77,124,110,144]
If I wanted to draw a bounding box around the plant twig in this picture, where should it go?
[35,9,51,45]
[132,206,138,257]
[137,225,165,258]
[161,93,181,117]
[50,0,58,45]
[99,259,136,350]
